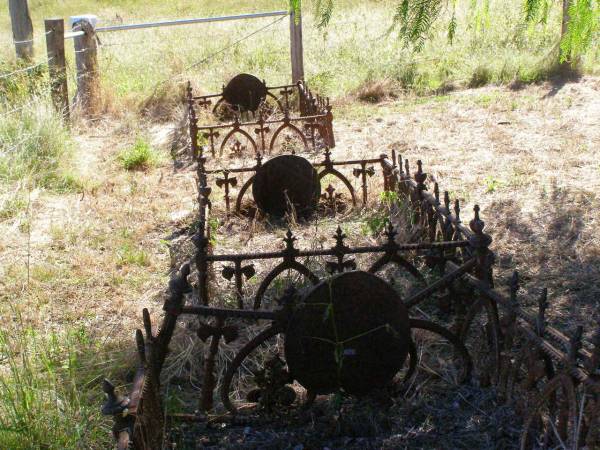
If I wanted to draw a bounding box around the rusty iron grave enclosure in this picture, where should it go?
[200,148,396,219]
[102,76,600,450]
[187,73,335,160]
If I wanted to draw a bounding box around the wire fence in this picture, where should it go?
[0,58,51,81]
[10,29,53,45]
[2,9,292,128]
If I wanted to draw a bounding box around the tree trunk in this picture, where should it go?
[559,0,574,68]
[9,0,34,61]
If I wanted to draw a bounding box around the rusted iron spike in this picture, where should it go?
[568,326,584,367]
[140,308,152,340]
[414,160,427,203]
[253,112,271,152]
[585,321,600,373]
[279,86,294,110]
[163,263,191,316]
[510,271,520,307]
[200,317,224,412]
[443,191,451,213]
[321,184,342,211]
[536,288,548,336]
[135,329,146,365]
[202,128,220,157]
[468,205,494,286]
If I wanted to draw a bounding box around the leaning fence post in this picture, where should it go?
[72,16,100,116]
[9,0,34,61]
[44,18,69,120]
[289,3,304,83]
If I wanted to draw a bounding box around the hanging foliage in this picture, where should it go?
[308,0,599,62]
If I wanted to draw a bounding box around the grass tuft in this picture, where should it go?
[354,79,395,103]
[0,99,82,192]
[0,320,113,449]
[469,65,493,88]
[117,138,160,171]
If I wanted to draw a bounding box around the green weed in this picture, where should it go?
[117,243,151,266]
[0,322,114,449]
[0,192,27,221]
[484,176,502,193]
[118,138,160,171]
[0,99,81,192]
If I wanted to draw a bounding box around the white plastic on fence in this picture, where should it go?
[69,15,98,29]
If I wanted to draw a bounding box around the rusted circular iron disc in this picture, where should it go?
[252,155,321,218]
[284,271,412,395]
[222,73,268,112]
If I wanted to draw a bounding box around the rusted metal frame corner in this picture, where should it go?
[102,263,191,450]
[392,155,600,448]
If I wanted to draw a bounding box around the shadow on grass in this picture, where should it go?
[488,184,599,337]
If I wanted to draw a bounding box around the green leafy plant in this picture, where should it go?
[560,0,600,62]
[484,175,502,193]
[315,0,599,64]
[0,322,112,449]
[117,243,150,266]
[118,138,159,171]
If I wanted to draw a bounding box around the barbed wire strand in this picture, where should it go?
[0,58,52,81]
[11,29,53,45]
[153,14,287,91]
[0,98,41,119]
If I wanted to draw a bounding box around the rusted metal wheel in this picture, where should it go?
[220,324,284,414]
[520,374,578,450]
[252,154,321,218]
[409,318,473,384]
[284,271,413,395]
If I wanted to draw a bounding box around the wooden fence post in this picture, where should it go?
[73,17,100,116]
[289,4,304,83]
[44,18,69,120]
[9,0,34,61]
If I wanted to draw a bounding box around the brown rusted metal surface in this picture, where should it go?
[252,154,320,218]
[284,271,412,395]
